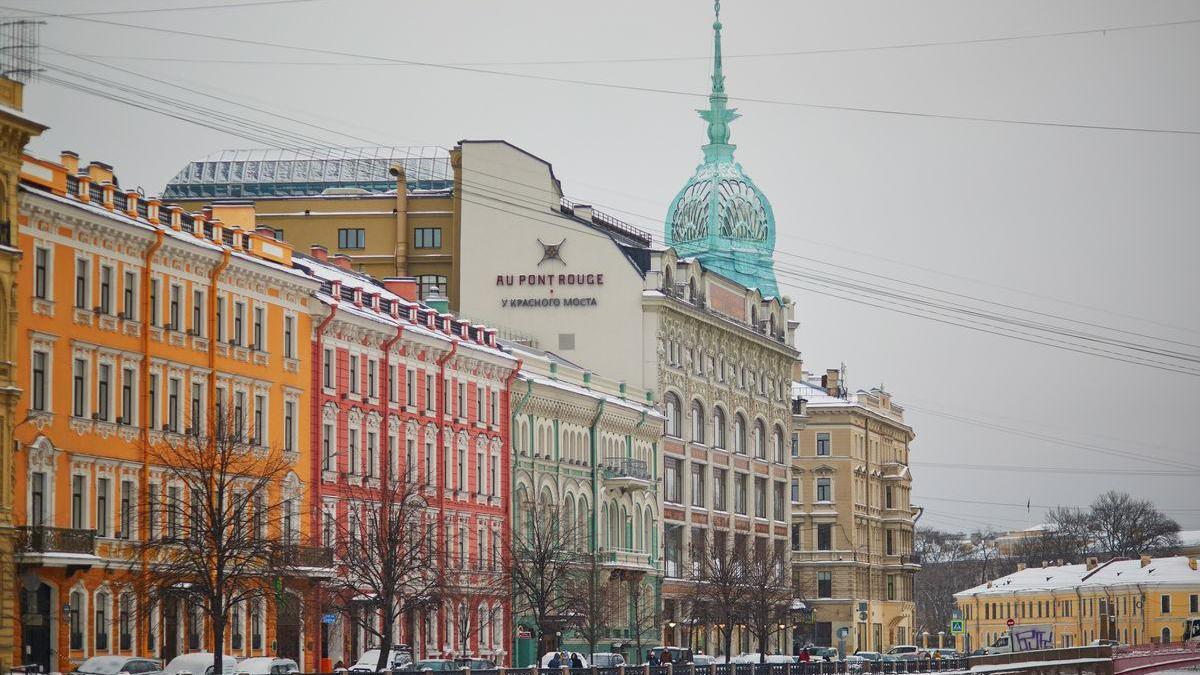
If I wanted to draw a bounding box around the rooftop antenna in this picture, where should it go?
[0,19,43,84]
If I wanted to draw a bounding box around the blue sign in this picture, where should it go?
[322,613,337,624]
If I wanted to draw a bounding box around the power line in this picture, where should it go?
[11,4,1200,136]
[915,494,1200,514]
[1,0,316,19]
[912,461,1200,478]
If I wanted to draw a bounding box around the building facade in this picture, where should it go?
[11,152,329,672]
[165,147,456,302]
[506,342,662,666]
[791,371,920,652]
[0,73,46,674]
[300,251,516,666]
[955,555,1200,650]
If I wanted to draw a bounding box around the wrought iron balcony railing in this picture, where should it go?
[18,526,97,555]
[601,457,651,481]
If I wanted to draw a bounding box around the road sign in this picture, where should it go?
[1006,618,1015,628]
[516,626,532,639]
[322,613,337,624]
[950,620,965,635]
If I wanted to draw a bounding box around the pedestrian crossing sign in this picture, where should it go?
[950,619,965,635]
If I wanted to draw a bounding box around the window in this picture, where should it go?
[817,433,831,456]
[166,485,180,539]
[284,400,295,453]
[283,315,295,358]
[773,428,785,463]
[349,355,359,394]
[388,364,398,403]
[99,265,113,314]
[231,601,244,650]
[817,524,832,551]
[252,306,264,349]
[96,477,110,537]
[664,393,681,438]
[74,257,90,309]
[713,408,726,448]
[734,414,747,454]
[348,425,359,474]
[773,481,785,521]
[414,227,442,248]
[690,463,705,507]
[816,477,832,502]
[119,480,133,539]
[31,350,48,411]
[791,524,802,551]
[754,476,767,517]
[34,246,50,299]
[791,478,801,503]
[417,275,448,300]
[167,377,180,432]
[233,301,244,345]
[734,473,747,514]
[817,571,832,598]
[69,590,83,650]
[215,296,224,341]
[664,457,681,504]
[690,401,705,443]
[367,431,378,478]
[168,284,181,329]
[71,474,85,529]
[791,433,800,457]
[192,289,203,334]
[885,485,894,509]
[72,357,87,418]
[122,271,135,319]
[1191,594,1198,614]
[323,348,333,389]
[30,472,45,526]
[148,373,158,430]
[95,591,109,650]
[149,278,159,326]
[887,575,896,601]
[118,595,132,650]
[424,373,434,411]
[456,381,465,417]
[754,420,766,458]
[885,529,895,556]
[337,228,366,249]
[1161,595,1171,614]
[322,423,334,471]
[713,468,727,510]
[190,383,202,435]
[406,368,415,405]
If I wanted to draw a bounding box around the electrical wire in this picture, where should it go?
[0,0,317,20]
[911,462,1200,478]
[10,4,1200,135]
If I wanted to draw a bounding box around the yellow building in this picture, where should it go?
[12,151,327,673]
[164,147,457,303]
[955,555,1200,651]
[0,73,46,674]
[790,369,920,652]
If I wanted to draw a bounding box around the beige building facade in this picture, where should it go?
[791,370,920,652]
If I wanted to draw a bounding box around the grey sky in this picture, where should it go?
[12,0,1200,533]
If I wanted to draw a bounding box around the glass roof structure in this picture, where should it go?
[163,146,453,199]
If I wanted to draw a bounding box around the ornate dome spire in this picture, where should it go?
[665,0,780,298]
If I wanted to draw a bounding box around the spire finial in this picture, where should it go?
[711,0,725,95]
[698,0,738,151]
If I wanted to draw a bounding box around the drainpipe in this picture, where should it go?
[380,323,405,484]
[310,297,337,669]
[1077,588,1086,645]
[138,228,164,650]
[589,400,606,555]
[501,359,521,666]
[206,250,231,438]
[435,339,458,568]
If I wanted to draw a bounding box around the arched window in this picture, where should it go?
[95,590,110,651]
[713,407,727,449]
[577,498,589,550]
[608,504,620,550]
[664,393,681,438]
[688,278,696,302]
[690,400,705,444]
[600,503,609,548]
[773,426,785,463]
[634,504,643,551]
[69,589,84,650]
[564,497,576,548]
[1161,627,1171,644]
[753,420,766,458]
[643,509,653,553]
[734,414,747,454]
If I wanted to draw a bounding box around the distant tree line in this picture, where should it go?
[913,490,1182,641]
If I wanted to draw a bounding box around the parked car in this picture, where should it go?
[930,649,960,660]
[969,649,988,657]
[75,656,162,675]
[409,660,456,672]
[235,658,299,675]
[453,659,494,671]
[691,655,717,667]
[811,648,839,662]
[853,652,882,663]
[589,654,625,668]
[646,647,694,665]
[349,650,414,672]
[162,653,239,675]
[885,646,922,658]
[1090,639,1124,648]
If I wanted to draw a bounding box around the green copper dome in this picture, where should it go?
[665,1,779,298]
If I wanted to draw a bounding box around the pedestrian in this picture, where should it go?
[648,651,660,667]
[799,649,811,663]
[549,652,563,669]
[333,661,345,671]
[571,654,585,669]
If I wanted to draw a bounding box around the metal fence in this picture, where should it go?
[291,659,972,675]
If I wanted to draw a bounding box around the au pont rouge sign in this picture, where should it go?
[496,273,604,309]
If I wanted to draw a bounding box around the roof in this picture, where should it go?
[1179,529,1200,548]
[163,146,453,199]
[793,377,909,426]
[954,555,1200,598]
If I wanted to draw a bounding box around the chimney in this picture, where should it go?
[792,358,805,383]
[60,150,80,174]
[331,254,353,270]
[425,285,449,314]
[824,368,840,396]
[573,204,594,222]
[124,190,139,218]
[76,173,92,202]
[1056,559,1064,567]
[1017,563,1026,572]
[310,245,328,261]
[1140,555,1152,568]
[1189,558,1197,571]
[1041,561,1048,568]
[382,277,419,303]
[87,160,115,186]
[1086,557,1099,571]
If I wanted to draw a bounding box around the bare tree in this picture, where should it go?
[742,545,795,662]
[563,553,618,659]
[510,498,581,657]
[625,574,659,664]
[128,412,304,675]
[443,560,511,659]
[323,470,441,671]
[687,533,750,664]
[1050,492,1181,559]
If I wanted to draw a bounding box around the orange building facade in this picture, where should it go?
[11,152,327,673]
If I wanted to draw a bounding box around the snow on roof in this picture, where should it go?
[1178,530,1200,548]
[954,556,1200,598]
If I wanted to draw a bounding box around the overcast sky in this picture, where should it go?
[11,0,1200,533]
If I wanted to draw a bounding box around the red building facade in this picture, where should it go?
[300,248,516,667]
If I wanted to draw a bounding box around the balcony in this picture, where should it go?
[273,543,336,576]
[600,457,652,491]
[17,526,99,568]
[598,547,655,573]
